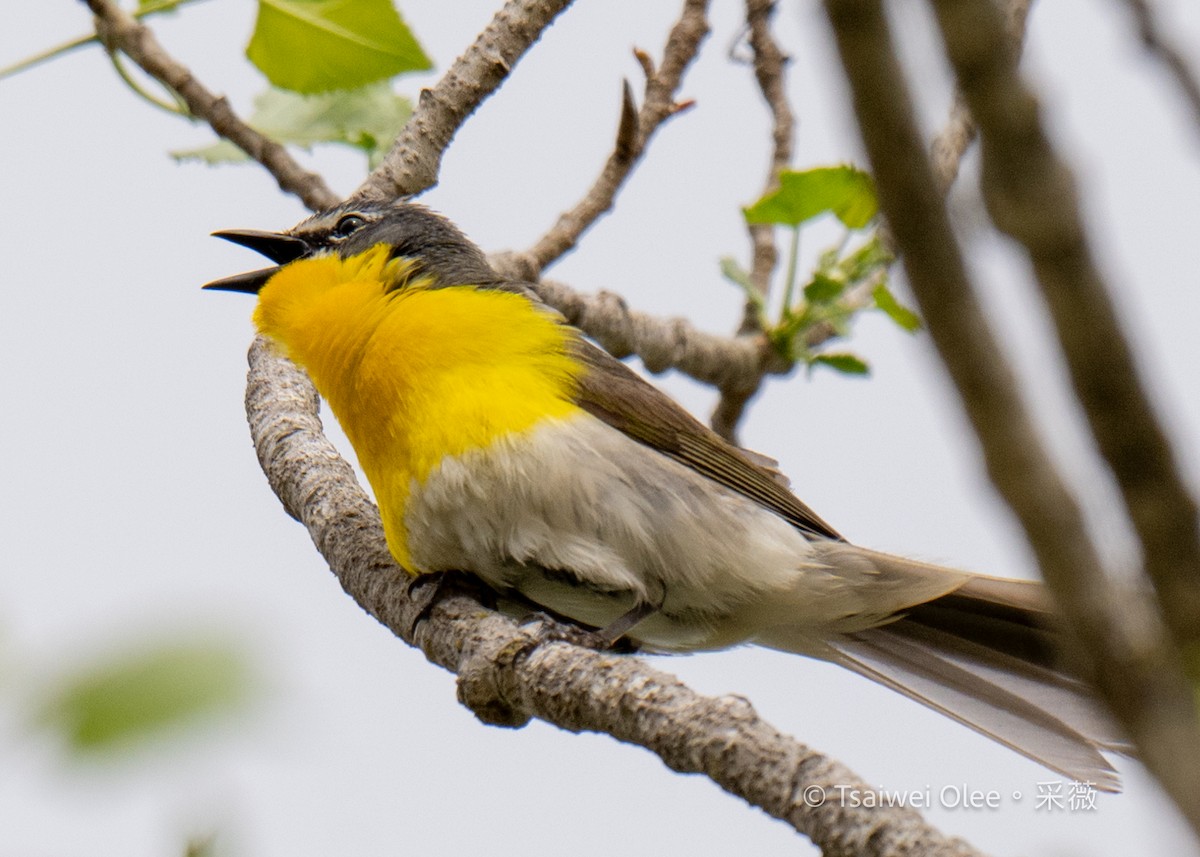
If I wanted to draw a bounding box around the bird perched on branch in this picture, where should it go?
[206,199,1124,789]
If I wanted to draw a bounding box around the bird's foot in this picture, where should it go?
[518,609,642,654]
[404,570,493,639]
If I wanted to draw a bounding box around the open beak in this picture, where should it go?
[202,229,312,293]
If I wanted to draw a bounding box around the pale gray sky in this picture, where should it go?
[3,1,1199,855]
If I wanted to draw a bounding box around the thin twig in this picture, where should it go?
[928,0,1032,193]
[929,93,976,195]
[522,0,711,272]
[1118,0,1200,141]
[711,0,796,442]
[243,337,985,857]
[84,0,338,211]
[2,0,210,81]
[352,0,577,202]
[823,0,1200,837]
[740,0,794,313]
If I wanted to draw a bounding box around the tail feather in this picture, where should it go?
[831,628,1122,791]
[876,609,1130,751]
[901,576,1059,666]
[754,569,1126,791]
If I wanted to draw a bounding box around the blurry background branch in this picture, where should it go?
[932,0,1200,825]
[1117,0,1200,140]
[823,0,1200,837]
[928,0,1031,192]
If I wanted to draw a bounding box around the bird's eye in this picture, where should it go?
[332,214,366,238]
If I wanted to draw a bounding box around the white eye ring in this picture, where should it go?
[333,214,366,238]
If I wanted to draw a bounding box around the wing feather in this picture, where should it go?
[569,338,842,541]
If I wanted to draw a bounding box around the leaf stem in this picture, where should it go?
[106,47,189,116]
[0,0,209,81]
[779,224,801,319]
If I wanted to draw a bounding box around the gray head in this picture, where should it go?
[203,200,500,294]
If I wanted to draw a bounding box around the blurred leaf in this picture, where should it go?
[872,283,922,332]
[840,234,893,281]
[247,0,431,94]
[744,166,878,229]
[136,0,185,12]
[172,139,249,165]
[719,256,765,314]
[803,273,845,304]
[185,835,217,857]
[172,84,411,167]
[773,312,809,355]
[811,352,870,375]
[39,640,249,751]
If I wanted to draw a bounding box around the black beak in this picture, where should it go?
[202,229,312,293]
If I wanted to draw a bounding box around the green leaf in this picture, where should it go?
[136,0,186,12]
[247,0,431,94]
[719,256,765,312]
[38,641,249,751]
[743,165,878,229]
[171,84,411,167]
[172,139,250,165]
[811,352,870,375]
[872,283,922,332]
[803,273,845,304]
[839,234,893,282]
[816,245,840,274]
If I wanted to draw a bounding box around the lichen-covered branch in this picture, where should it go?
[352,0,576,202]
[523,273,787,385]
[244,336,984,857]
[521,0,711,272]
[823,0,1200,837]
[84,0,338,211]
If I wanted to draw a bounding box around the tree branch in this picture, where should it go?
[823,0,1200,837]
[928,0,1032,193]
[243,336,985,857]
[83,0,338,211]
[520,0,711,273]
[931,0,1200,684]
[710,0,797,443]
[518,273,787,385]
[1117,0,1200,142]
[352,0,577,202]
[741,0,795,304]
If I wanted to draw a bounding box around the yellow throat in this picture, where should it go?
[252,245,583,569]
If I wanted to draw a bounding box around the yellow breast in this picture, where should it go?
[253,246,584,569]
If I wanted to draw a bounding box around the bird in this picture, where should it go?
[205,199,1125,789]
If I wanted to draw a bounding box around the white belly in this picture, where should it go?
[403,413,874,651]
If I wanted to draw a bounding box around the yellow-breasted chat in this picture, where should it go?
[206,199,1124,788]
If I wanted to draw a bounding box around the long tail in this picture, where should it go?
[754,555,1128,791]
